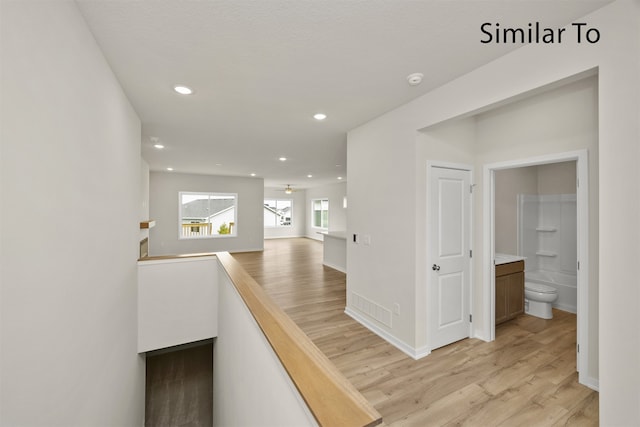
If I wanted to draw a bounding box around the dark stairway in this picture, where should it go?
[145,341,213,426]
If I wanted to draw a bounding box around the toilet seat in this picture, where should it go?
[525,282,557,294]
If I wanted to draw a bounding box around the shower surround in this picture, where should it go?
[518,193,577,313]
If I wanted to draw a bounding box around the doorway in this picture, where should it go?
[483,149,593,389]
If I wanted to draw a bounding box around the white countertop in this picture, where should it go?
[320,231,347,240]
[495,253,526,265]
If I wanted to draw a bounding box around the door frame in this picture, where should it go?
[483,149,594,389]
[426,161,474,350]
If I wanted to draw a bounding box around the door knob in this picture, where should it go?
[432,264,441,271]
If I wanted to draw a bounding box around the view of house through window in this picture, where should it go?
[179,192,237,238]
[264,199,292,227]
[312,198,329,229]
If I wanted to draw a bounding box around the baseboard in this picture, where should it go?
[414,345,431,359]
[228,247,264,253]
[581,375,599,391]
[344,307,430,360]
[322,262,346,274]
[473,329,491,342]
[264,235,305,240]
[553,303,577,314]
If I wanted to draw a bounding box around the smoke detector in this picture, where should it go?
[407,73,424,86]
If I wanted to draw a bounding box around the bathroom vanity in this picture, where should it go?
[495,255,525,325]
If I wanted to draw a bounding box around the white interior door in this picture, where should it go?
[429,166,471,350]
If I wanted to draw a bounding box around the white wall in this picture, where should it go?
[537,162,577,195]
[214,266,318,427]
[474,78,598,384]
[149,172,264,255]
[347,2,639,423]
[495,166,538,254]
[1,2,145,425]
[264,188,306,239]
[494,161,578,255]
[305,182,347,241]
[138,257,217,353]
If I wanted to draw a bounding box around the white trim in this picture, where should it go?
[310,198,329,230]
[483,165,495,342]
[426,161,474,350]
[228,247,265,253]
[322,262,346,274]
[344,308,430,360]
[483,149,592,389]
[427,160,474,172]
[137,255,217,266]
[582,376,599,392]
[306,233,324,241]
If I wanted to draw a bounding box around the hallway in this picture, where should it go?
[232,238,598,426]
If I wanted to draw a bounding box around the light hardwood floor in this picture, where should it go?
[232,238,598,426]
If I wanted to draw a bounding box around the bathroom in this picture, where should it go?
[495,160,577,319]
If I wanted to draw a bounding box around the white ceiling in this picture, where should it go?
[77,0,610,190]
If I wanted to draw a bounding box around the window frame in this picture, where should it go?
[311,198,329,230]
[178,191,238,239]
[264,198,294,228]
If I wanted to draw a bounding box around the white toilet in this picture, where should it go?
[524,282,558,319]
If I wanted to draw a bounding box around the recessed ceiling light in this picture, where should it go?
[250,173,256,177]
[279,157,287,162]
[407,73,424,86]
[313,113,327,120]
[307,174,313,178]
[173,85,193,95]
[166,167,174,171]
[215,163,222,166]
[153,144,164,149]
[337,176,343,180]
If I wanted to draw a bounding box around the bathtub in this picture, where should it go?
[525,270,577,313]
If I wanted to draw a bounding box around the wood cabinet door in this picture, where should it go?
[495,275,508,324]
[507,271,525,317]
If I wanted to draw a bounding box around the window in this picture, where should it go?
[311,199,329,229]
[179,192,237,238]
[264,199,293,228]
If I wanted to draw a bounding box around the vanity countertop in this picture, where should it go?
[495,253,526,265]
